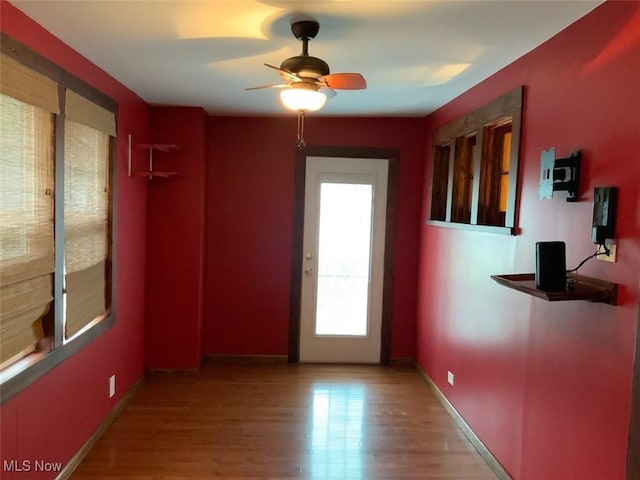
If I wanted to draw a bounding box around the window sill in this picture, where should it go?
[426,219,515,235]
[0,351,48,385]
[0,314,113,404]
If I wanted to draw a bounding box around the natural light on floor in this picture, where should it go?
[310,384,366,479]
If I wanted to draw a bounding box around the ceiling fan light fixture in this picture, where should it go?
[280,84,326,112]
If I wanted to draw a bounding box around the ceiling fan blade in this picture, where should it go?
[321,73,367,90]
[319,86,337,98]
[245,83,288,91]
[264,63,300,82]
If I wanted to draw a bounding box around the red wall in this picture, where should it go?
[144,106,207,369]
[416,2,640,479]
[203,116,425,359]
[3,1,637,479]
[0,2,149,478]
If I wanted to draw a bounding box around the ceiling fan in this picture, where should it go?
[246,20,367,113]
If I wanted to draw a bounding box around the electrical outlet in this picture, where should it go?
[597,243,616,263]
[447,371,454,386]
[109,375,116,398]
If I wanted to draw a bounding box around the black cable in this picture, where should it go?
[566,246,609,291]
[566,244,609,274]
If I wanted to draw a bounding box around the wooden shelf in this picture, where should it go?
[134,143,180,153]
[128,134,180,179]
[490,273,617,305]
[131,171,179,179]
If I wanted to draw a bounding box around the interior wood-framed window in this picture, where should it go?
[451,133,476,224]
[429,145,450,221]
[0,34,117,403]
[427,86,523,235]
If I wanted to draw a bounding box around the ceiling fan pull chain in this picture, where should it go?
[296,110,306,149]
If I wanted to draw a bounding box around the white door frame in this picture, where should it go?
[299,156,388,363]
[288,146,399,364]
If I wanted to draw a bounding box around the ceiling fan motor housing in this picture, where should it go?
[280,55,330,78]
[291,20,320,41]
[281,20,330,78]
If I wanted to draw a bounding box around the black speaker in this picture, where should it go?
[535,241,567,291]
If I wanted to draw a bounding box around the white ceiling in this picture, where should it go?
[11,0,603,117]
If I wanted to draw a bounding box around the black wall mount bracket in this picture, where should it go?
[539,148,581,202]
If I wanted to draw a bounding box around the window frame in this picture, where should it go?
[0,34,118,404]
[426,86,523,235]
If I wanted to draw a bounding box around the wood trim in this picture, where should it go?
[627,288,640,480]
[428,86,523,234]
[203,354,288,366]
[470,130,483,225]
[389,357,414,366]
[288,146,400,365]
[415,364,512,480]
[433,86,523,144]
[206,355,411,368]
[445,144,455,221]
[380,151,399,365]
[146,369,200,376]
[287,146,307,363]
[0,37,119,404]
[1,33,118,113]
[55,373,144,480]
[505,90,523,229]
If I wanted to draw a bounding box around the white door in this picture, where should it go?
[299,156,388,363]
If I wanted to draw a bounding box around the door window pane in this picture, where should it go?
[315,182,372,336]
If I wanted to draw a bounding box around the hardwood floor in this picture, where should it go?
[70,363,499,479]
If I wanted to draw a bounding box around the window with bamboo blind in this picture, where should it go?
[0,94,55,365]
[0,35,117,401]
[426,86,523,235]
[64,92,114,340]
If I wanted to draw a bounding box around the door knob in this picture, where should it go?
[304,267,313,276]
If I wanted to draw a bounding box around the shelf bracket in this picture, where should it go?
[128,133,133,177]
[148,146,154,180]
[127,134,180,179]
